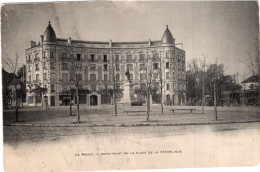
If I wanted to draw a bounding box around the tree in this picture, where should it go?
[111,52,118,116]
[30,86,47,107]
[244,47,260,83]
[17,65,27,106]
[158,51,165,115]
[68,56,76,116]
[74,61,84,123]
[2,53,20,122]
[187,57,207,113]
[144,51,158,122]
[97,87,122,104]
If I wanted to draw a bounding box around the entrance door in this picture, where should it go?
[90,95,98,106]
[51,96,55,106]
[166,95,171,106]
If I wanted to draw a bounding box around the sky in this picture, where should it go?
[1,1,259,81]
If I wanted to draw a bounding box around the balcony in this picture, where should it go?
[34,58,40,62]
[26,60,32,63]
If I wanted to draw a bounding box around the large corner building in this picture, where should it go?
[26,22,186,106]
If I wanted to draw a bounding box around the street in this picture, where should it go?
[4,122,260,171]
[3,105,260,171]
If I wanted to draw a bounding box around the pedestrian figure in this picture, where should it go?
[45,98,49,110]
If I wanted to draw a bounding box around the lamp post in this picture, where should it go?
[195,57,207,114]
[213,62,218,121]
[111,51,117,116]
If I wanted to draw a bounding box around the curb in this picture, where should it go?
[4,120,260,127]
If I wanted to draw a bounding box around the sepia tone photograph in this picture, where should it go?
[1,0,260,172]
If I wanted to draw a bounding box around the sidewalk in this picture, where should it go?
[3,105,260,127]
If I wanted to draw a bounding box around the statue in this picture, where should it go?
[125,69,131,82]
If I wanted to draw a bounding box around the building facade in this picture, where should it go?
[26,22,186,106]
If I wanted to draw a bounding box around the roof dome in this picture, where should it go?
[161,25,174,46]
[43,21,57,42]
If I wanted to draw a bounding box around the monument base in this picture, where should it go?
[118,82,136,105]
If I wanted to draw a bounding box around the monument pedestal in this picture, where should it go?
[118,82,136,105]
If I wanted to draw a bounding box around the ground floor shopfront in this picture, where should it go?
[26,92,186,106]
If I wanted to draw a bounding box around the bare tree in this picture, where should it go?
[69,56,84,123]
[155,50,165,115]
[68,54,75,116]
[244,47,260,83]
[145,50,157,122]
[3,53,20,122]
[111,52,118,116]
[188,57,207,113]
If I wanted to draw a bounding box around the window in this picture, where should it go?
[115,55,119,62]
[44,73,47,80]
[76,74,82,81]
[166,83,170,90]
[153,73,158,79]
[104,64,108,71]
[90,64,96,70]
[104,74,108,81]
[153,53,159,60]
[35,53,39,60]
[127,54,132,61]
[116,74,120,82]
[28,55,31,62]
[50,73,55,81]
[153,63,159,70]
[90,74,96,81]
[166,72,169,79]
[127,64,133,70]
[166,62,169,69]
[35,63,39,70]
[140,64,146,70]
[29,75,31,82]
[36,74,40,82]
[43,51,47,58]
[91,85,96,91]
[50,51,54,58]
[91,54,95,62]
[51,85,55,92]
[130,74,133,81]
[77,54,81,61]
[50,62,55,69]
[28,65,31,72]
[103,55,107,62]
[62,73,68,81]
[116,64,120,71]
[139,54,145,62]
[43,62,46,69]
[62,63,68,70]
[61,52,66,59]
[140,73,146,80]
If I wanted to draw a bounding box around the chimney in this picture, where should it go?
[68,37,71,45]
[148,39,151,47]
[30,41,36,48]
